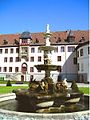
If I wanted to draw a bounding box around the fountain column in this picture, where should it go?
[44,24,52,78]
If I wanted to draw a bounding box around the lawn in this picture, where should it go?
[0,86,28,94]
[0,80,28,84]
[79,87,89,95]
[0,86,89,94]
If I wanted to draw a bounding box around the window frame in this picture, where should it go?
[0,49,2,54]
[10,48,14,53]
[80,49,83,56]
[3,67,7,72]
[61,46,65,52]
[9,67,12,72]
[68,46,75,52]
[30,56,34,62]
[4,57,7,62]
[38,56,42,62]
[31,47,35,53]
[57,56,61,61]
[15,67,19,72]
[5,49,8,53]
[10,57,13,62]
[30,67,34,72]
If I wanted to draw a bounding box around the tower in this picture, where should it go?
[19,31,32,61]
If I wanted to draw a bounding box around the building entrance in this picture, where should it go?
[21,63,27,74]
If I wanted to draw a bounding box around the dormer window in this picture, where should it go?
[79,37,85,42]
[3,39,8,45]
[56,37,61,43]
[14,39,19,45]
[35,38,39,43]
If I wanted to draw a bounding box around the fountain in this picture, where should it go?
[0,25,89,120]
[13,24,85,113]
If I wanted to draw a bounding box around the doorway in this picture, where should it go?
[21,75,24,81]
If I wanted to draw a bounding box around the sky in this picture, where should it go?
[0,0,89,34]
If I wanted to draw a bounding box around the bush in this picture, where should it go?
[71,80,79,92]
[6,80,12,86]
[0,77,4,81]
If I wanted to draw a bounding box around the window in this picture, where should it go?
[22,47,28,53]
[31,48,35,53]
[4,57,7,62]
[54,47,58,52]
[10,57,13,62]
[10,48,13,53]
[16,48,19,53]
[3,67,7,72]
[15,67,19,72]
[30,67,34,72]
[38,48,41,53]
[68,46,75,52]
[77,63,79,71]
[57,56,61,61]
[56,37,61,43]
[73,57,77,64]
[3,39,8,44]
[35,38,39,43]
[61,46,65,52]
[16,57,19,62]
[22,39,27,44]
[80,49,83,56]
[57,66,62,72]
[0,49,2,54]
[88,47,90,54]
[30,57,34,62]
[38,56,41,62]
[77,51,79,57]
[0,67,1,72]
[5,49,8,53]
[81,63,84,71]
[14,39,19,45]
[9,67,12,72]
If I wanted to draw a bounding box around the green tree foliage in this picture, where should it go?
[6,80,12,86]
[71,80,79,92]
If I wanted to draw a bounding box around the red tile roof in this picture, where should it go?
[0,30,89,46]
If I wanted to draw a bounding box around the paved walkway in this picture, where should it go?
[0,84,28,86]
[0,83,89,87]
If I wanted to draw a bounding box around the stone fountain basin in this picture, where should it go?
[14,88,84,113]
[35,64,59,71]
[0,94,89,120]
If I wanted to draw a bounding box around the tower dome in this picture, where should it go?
[20,31,32,39]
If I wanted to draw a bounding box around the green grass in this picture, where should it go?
[79,87,89,95]
[0,86,89,95]
[0,86,28,94]
[0,80,28,84]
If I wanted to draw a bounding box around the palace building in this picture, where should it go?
[0,26,89,83]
